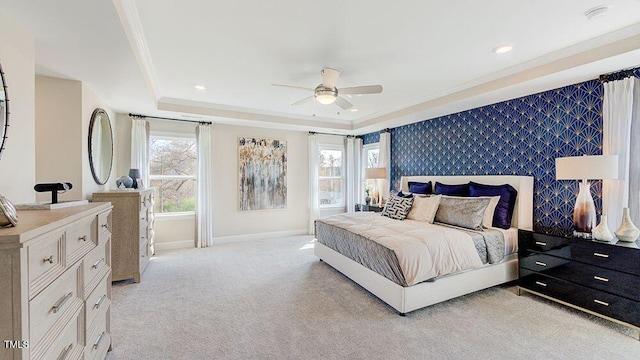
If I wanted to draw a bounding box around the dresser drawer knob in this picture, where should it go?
[79,235,87,242]
[593,252,610,258]
[593,276,609,282]
[51,292,73,313]
[94,294,106,309]
[594,299,610,306]
[535,261,547,267]
[101,223,109,229]
[93,331,106,350]
[43,255,54,264]
[535,241,547,246]
[92,258,104,269]
[535,281,547,287]
[57,343,73,360]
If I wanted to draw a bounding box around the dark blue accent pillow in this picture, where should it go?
[434,182,470,197]
[408,181,432,195]
[469,182,518,229]
[396,191,414,198]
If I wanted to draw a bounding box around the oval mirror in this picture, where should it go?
[0,60,9,160]
[88,108,114,185]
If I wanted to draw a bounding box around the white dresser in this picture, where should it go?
[0,203,112,360]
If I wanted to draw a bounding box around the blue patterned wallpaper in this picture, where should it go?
[362,79,607,235]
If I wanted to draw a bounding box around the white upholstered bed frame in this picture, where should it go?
[314,175,534,314]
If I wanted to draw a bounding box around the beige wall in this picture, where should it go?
[114,117,310,245]
[35,76,116,202]
[0,9,36,204]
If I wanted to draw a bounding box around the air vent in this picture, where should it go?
[585,5,612,20]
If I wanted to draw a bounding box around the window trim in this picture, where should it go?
[318,144,345,209]
[149,134,197,215]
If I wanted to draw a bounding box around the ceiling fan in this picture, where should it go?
[273,68,383,110]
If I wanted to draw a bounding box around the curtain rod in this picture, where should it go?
[129,113,212,125]
[308,131,350,137]
[598,65,639,82]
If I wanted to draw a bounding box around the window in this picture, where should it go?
[363,143,380,169]
[319,146,344,207]
[149,136,197,214]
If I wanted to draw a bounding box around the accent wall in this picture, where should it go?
[361,75,636,235]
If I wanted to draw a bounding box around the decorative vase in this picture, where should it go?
[614,208,640,242]
[116,175,134,189]
[365,195,371,205]
[592,215,614,241]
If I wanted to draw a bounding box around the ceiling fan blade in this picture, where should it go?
[321,68,340,88]
[335,96,353,110]
[272,84,314,91]
[292,96,314,106]
[339,85,383,95]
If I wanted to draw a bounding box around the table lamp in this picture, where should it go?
[365,167,387,206]
[555,155,618,239]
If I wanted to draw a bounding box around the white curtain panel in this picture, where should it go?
[308,134,320,234]
[602,77,636,230]
[345,137,363,213]
[130,119,150,187]
[196,124,214,248]
[629,78,640,226]
[378,132,391,199]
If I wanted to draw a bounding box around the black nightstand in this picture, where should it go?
[517,230,640,339]
[356,204,383,212]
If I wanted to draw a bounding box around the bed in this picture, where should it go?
[313,175,534,315]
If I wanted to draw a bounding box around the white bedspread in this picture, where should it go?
[319,212,484,286]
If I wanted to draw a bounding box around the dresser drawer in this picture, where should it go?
[66,216,97,265]
[520,252,640,300]
[519,272,640,327]
[37,307,84,360]
[28,230,66,299]
[86,274,110,331]
[85,308,111,360]
[570,241,640,276]
[519,230,571,252]
[29,263,83,349]
[83,240,110,295]
[98,210,111,236]
[140,239,149,273]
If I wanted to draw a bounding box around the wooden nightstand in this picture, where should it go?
[517,230,640,340]
[356,204,383,212]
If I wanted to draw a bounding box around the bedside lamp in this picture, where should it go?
[365,167,387,206]
[555,155,618,239]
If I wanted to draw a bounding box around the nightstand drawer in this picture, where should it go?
[570,241,640,276]
[519,230,571,252]
[520,252,640,300]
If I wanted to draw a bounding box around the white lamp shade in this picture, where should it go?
[555,155,619,180]
[365,167,387,179]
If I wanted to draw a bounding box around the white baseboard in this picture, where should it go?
[213,228,308,244]
[154,240,194,252]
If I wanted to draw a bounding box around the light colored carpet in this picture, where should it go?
[107,235,640,360]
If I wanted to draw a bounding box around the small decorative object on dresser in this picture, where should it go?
[365,188,371,205]
[0,193,18,227]
[92,189,154,282]
[592,215,615,241]
[615,207,640,242]
[0,203,113,359]
[115,175,134,189]
[517,230,640,340]
[128,168,142,189]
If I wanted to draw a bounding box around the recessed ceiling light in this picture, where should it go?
[492,43,514,54]
[585,5,612,20]
[194,84,206,91]
[350,108,359,112]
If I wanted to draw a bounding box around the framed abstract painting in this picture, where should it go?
[238,137,287,210]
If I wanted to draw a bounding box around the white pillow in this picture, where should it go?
[406,195,442,223]
[481,196,501,228]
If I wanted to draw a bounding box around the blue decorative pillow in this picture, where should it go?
[408,181,432,195]
[396,191,413,198]
[434,182,470,197]
[469,182,518,229]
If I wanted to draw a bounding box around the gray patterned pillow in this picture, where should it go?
[434,196,490,230]
[381,194,414,220]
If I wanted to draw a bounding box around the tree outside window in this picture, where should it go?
[319,148,344,207]
[149,136,197,214]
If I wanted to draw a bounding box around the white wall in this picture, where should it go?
[0,9,36,204]
[35,76,117,201]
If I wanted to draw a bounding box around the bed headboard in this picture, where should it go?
[401,175,534,230]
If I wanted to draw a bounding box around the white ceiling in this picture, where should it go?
[1,0,640,134]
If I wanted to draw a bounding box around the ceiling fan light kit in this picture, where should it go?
[314,86,338,104]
